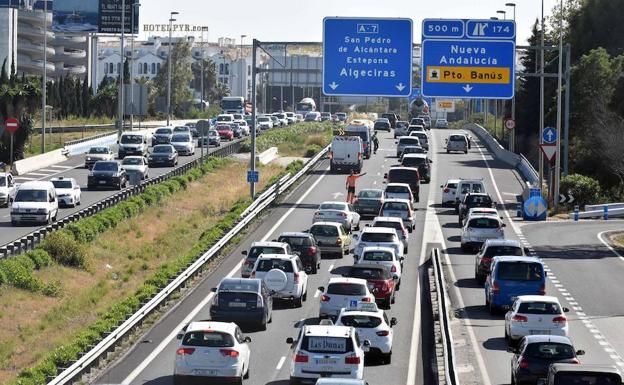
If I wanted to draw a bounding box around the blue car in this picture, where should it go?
[485,256,546,314]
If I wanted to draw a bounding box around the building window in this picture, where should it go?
[138,63,142,75]
[225,63,229,75]
[247,80,251,88]
[151,63,156,74]
[219,63,224,75]
[117,63,121,74]
[109,63,114,74]
[247,65,251,76]
[143,63,148,74]
[157,63,161,73]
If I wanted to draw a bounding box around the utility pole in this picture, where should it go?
[166,11,179,126]
[250,39,258,198]
[130,2,140,131]
[240,34,246,98]
[563,44,571,176]
[41,0,47,153]
[539,0,545,188]
[117,0,126,136]
[506,2,517,153]
[554,0,564,212]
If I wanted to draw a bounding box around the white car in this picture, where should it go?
[234,120,250,135]
[286,323,368,383]
[257,116,273,130]
[460,214,506,252]
[440,179,460,206]
[251,254,308,307]
[335,302,397,364]
[11,181,59,225]
[313,201,361,232]
[446,133,469,153]
[371,216,409,253]
[409,131,429,151]
[315,379,368,385]
[353,227,404,261]
[0,172,17,208]
[395,137,421,157]
[318,277,375,319]
[170,133,195,156]
[241,241,292,278]
[121,156,149,180]
[356,246,403,286]
[379,198,415,231]
[462,207,500,227]
[435,119,449,129]
[505,295,570,345]
[173,321,251,385]
[216,113,235,123]
[50,177,81,207]
[384,183,414,208]
[393,121,409,138]
[84,146,114,169]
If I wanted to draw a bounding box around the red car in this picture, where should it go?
[216,124,234,141]
[344,263,396,308]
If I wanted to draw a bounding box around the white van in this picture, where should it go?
[11,181,59,226]
[330,136,363,173]
[345,122,373,159]
[117,132,148,158]
[216,114,235,123]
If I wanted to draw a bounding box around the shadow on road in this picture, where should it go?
[483,337,509,352]
[454,278,481,289]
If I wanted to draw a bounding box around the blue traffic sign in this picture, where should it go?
[542,127,557,144]
[323,17,413,97]
[421,19,516,100]
[247,170,259,183]
[523,196,548,221]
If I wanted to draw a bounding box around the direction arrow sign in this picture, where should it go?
[539,144,557,162]
[323,17,413,97]
[542,126,557,144]
[5,118,18,134]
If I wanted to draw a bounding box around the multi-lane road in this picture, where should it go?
[73,126,624,385]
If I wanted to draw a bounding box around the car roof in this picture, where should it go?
[386,182,411,188]
[388,166,419,172]
[361,226,396,234]
[311,221,343,228]
[402,153,428,159]
[50,177,76,182]
[523,335,573,345]
[250,241,288,248]
[358,188,383,193]
[350,263,387,271]
[549,363,622,375]
[186,321,237,334]
[320,201,347,206]
[328,277,368,286]
[90,145,109,150]
[278,232,311,238]
[256,253,296,261]
[303,324,353,338]
[218,278,261,291]
[18,181,54,189]
[516,295,560,303]
[383,198,412,204]
[467,214,501,221]
[466,193,491,197]
[493,255,541,263]
[373,216,404,223]
[362,246,396,254]
[484,239,522,247]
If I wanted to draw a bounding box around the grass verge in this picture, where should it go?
[240,122,333,157]
[612,233,624,248]
[0,158,292,385]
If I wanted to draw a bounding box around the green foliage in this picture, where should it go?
[42,280,63,297]
[25,249,54,269]
[305,144,322,157]
[41,231,87,268]
[560,173,601,208]
[153,41,194,116]
[240,122,332,155]
[0,255,42,292]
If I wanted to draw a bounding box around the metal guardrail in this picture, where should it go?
[431,248,458,385]
[45,144,329,385]
[0,141,242,260]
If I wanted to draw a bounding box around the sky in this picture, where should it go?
[138,0,559,45]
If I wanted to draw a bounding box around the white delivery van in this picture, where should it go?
[117,132,148,158]
[330,136,363,173]
[11,181,59,226]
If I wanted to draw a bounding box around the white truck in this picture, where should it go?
[329,136,363,173]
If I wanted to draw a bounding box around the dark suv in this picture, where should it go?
[400,154,433,183]
[384,167,420,202]
[381,113,399,128]
[87,161,127,190]
[209,278,273,330]
[459,193,495,225]
[277,232,321,274]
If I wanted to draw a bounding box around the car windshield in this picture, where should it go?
[414,134,428,141]
[362,250,393,261]
[518,301,562,315]
[52,180,72,189]
[553,373,621,385]
[327,283,367,295]
[217,115,232,121]
[403,146,425,154]
[255,259,293,272]
[524,342,575,360]
[0,176,5,186]
[208,130,219,137]
[15,189,47,202]
[120,135,143,144]
[277,236,311,247]
[340,315,382,328]
[347,267,389,280]
[93,162,118,171]
[310,225,338,237]
[410,119,424,125]
[171,134,189,142]
[122,158,143,165]
[383,202,409,211]
[319,203,346,211]
[386,185,409,194]
[374,122,390,129]
[358,190,382,199]
[467,218,500,229]
[153,146,173,153]
[361,232,396,243]
[89,147,108,154]
[155,128,172,135]
[173,126,189,132]
[497,262,543,281]
[258,117,270,122]
[247,246,286,260]
[484,246,523,257]
[217,125,231,131]
[182,331,234,347]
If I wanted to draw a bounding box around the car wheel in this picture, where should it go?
[47,213,53,225]
[289,378,301,385]
[464,150,468,154]
[244,365,250,379]
[446,150,450,154]
[396,279,401,291]
[383,352,392,364]
[505,328,510,343]
[302,286,308,302]
[461,244,469,253]
[511,375,516,385]
[294,295,303,308]
[390,293,396,305]
[489,300,497,315]
[311,263,318,274]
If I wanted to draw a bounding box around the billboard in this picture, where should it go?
[435,99,455,112]
[52,0,139,34]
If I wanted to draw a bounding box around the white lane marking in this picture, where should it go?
[13,176,36,181]
[37,169,58,173]
[122,162,330,384]
[314,290,321,298]
[502,192,516,196]
[327,264,334,272]
[598,231,624,262]
[26,172,51,176]
[275,356,286,370]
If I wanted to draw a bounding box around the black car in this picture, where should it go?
[185,122,199,138]
[459,193,495,225]
[400,154,433,183]
[87,161,127,190]
[276,232,321,274]
[381,113,399,128]
[384,167,420,202]
[151,127,173,146]
[209,278,273,330]
[148,144,178,167]
[353,189,384,217]
[230,122,243,138]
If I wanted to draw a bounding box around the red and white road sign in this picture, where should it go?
[504,119,516,130]
[5,118,18,134]
[539,144,556,162]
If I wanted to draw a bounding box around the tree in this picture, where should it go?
[153,41,194,116]
[191,57,216,102]
[0,75,41,162]
[567,0,624,62]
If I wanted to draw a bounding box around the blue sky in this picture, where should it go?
[139,0,558,45]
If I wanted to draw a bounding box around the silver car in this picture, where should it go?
[121,156,149,180]
[446,134,469,154]
[170,133,195,156]
[395,137,421,157]
[460,215,506,252]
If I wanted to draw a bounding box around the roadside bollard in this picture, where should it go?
[604,205,609,220]
[516,202,523,218]
[574,205,579,222]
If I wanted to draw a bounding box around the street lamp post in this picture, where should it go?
[117,0,126,137]
[41,0,48,153]
[200,26,208,112]
[240,35,246,98]
[554,0,564,211]
[539,0,545,189]
[130,2,141,131]
[496,10,507,20]
[506,2,516,152]
[166,11,179,127]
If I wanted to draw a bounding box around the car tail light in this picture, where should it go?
[443,188,450,193]
[491,281,500,294]
[294,272,300,284]
[321,294,331,302]
[361,297,372,303]
[329,151,333,159]
[358,152,362,161]
[553,316,567,325]
[376,330,390,337]
[250,271,256,278]
[481,257,492,265]
[176,347,195,355]
[219,349,239,358]
[307,246,317,255]
[339,212,347,217]
[539,284,546,295]
[519,358,530,369]
[571,358,581,364]
[402,229,408,237]
[256,296,263,308]
[391,265,397,273]
[336,238,342,245]
[512,315,528,323]
[345,355,361,364]
[244,260,254,267]
[294,354,309,363]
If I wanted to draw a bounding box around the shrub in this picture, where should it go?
[0,256,43,292]
[41,231,87,268]
[25,249,53,269]
[42,280,63,297]
[560,174,601,208]
[305,144,322,157]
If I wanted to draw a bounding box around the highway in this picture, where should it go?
[0,133,243,247]
[86,128,624,385]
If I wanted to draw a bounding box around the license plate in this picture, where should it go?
[194,369,218,376]
[315,358,338,365]
[99,180,107,184]
[530,330,550,335]
[229,302,247,308]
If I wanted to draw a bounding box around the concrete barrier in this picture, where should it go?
[12,148,68,175]
[257,147,279,165]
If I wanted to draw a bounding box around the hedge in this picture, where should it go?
[239,122,332,153]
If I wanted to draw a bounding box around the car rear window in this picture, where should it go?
[327,283,367,295]
[255,259,294,273]
[388,169,418,183]
[373,221,403,231]
[517,301,561,315]
[347,267,389,280]
[361,232,396,243]
[374,122,390,129]
[450,135,466,141]
[319,203,347,211]
[218,292,260,308]
[383,202,409,211]
[362,250,393,261]
[219,281,259,292]
[310,225,338,237]
[467,195,492,205]
[496,262,543,281]
[402,157,426,167]
[339,315,382,328]
[302,336,352,353]
[278,236,312,247]
[467,218,500,229]
[447,182,458,189]
[524,343,575,360]
[399,138,420,145]
[248,246,286,260]
[484,246,523,257]
[358,190,382,199]
[155,128,172,134]
[459,183,483,193]
[182,331,234,347]
[553,373,621,385]
[385,185,409,194]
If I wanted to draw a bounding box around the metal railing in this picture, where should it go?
[45,145,329,385]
